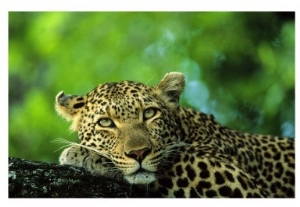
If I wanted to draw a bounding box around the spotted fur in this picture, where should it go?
[56,72,294,198]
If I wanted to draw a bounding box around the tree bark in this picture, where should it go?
[8,157,157,198]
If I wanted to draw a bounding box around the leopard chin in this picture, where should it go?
[124,171,156,185]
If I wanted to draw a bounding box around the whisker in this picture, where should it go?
[52,138,110,159]
[51,138,76,152]
[163,141,189,156]
[157,141,190,170]
[145,74,157,85]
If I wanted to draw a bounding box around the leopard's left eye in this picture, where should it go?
[143,108,158,121]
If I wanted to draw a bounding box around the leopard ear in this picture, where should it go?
[155,72,185,108]
[55,91,87,131]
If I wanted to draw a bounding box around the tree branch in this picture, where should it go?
[8,157,157,198]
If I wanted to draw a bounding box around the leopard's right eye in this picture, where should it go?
[97,118,116,128]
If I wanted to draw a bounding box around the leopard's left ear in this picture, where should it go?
[155,72,185,108]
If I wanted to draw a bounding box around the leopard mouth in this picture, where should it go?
[124,169,156,185]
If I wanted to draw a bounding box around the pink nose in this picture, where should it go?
[125,148,151,162]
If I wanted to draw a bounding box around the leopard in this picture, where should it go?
[55,72,295,198]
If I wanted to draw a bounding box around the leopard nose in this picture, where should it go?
[125,147,151,162]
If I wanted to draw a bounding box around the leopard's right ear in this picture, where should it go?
[55,91,87,131]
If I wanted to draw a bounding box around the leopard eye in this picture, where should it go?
[97,118,115,128]
[143,108,157,120]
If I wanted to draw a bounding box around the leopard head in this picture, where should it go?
[55,72,185,184]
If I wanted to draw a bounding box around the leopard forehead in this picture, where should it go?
[92,80,152,96]
[85,81,158,118]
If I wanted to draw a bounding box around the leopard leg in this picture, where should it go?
[59,145,124,181]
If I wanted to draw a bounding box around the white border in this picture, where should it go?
[1,0,299,11]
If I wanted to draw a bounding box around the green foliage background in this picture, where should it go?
[9,12,295,163]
